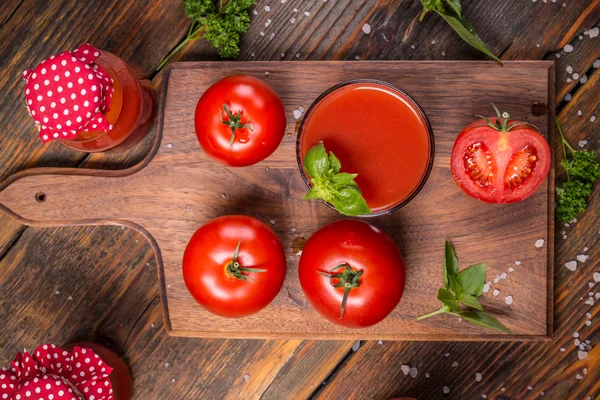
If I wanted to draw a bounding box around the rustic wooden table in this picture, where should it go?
[0,1,598,399]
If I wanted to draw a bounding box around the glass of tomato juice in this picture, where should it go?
[297,80,434,216]
[59,50,155,153]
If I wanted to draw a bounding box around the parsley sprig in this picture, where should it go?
[156,0,256,71]
[302,144,372,217]
[419,0,501,63]
[417,241,511,333]
[555,118,600,223]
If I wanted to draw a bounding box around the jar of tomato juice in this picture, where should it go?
[23,43,155,152]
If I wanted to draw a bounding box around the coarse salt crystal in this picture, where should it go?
[493,289,500,296]
[528,386,533,391]
[572,73,579,80]
[566,65,573,74]
[578,350,588,360]
[482,283,490,293]
[589,27,599,38]
[476,372,482,382]
[426,373,431,378]
[265,5,270,11]
[565,261,577,271]
[401,365,410,375]
[509,267,515,272]
[565,93,572,101]
[560,347,566,352]
[352,341,360,351]
[270,219,275,225]
[591,116,596,123]
[564,44,574,52]
[443,386,450,394]
[573,332,579,338]
[501,272,507,279]
[409,367,418,378]
[585,297,594,305]
[593,272,600,282]
[535,239,544,248]
[293,109,302,119]
[578,140,588,147]
[594,60,600,68]
[515,261,521,266]
[575,338,580,346]
[377,340,383,345]
[244,374,250,382]
[362,24,371,34]
[505,295,513,305]
[577,255,588,262]
[304,11,310,16]
[576,374,583,380]
[452,361,458,367]
[580,75,588,84]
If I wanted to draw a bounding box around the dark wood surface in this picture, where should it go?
[0,0,598,398]
[0,60,556,340]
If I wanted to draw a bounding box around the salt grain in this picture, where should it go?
[535,239,544,248]
[401,365,410,375]
[410,367,418,378]
[443,387,450,394]
[589,27,599,38]
[493,289,500,296]
[362,24,371,34]
[565,261,577,271]
[171,378,176,383]
[560,347,566,352]
[585,321,591,326]
[528,386,533,390]
[501,272,507,279]
[594,60,600,68]
[577,254,588,263]
[164,362,170,368]
[270,219,275,225]
[377,340,383,345]
[594,272,600,282]
[505,295,513,305]
[591,116,596,123]
[244,374,250,382]
[565,93,572,101]
[564,44,574,52]
[566,66,573,74]
[167,143,173,148]
[581,75,588,84]
[576,374,583,380]
[509,267,515,272]
[575,338,580,346]
[482,283,490,293]
[293,109,302,119]
[304,11,310,16]
[515,261,522,266]
[445,353,450,357]
[425,373,431,378]
[585,297,595,305]
[475,372,482,382]
[452,361,458,367]
[352,341,361,351]
[67,296,73,301]
[289,17,295,23]
[578,140,588,148]
[265,5,270,11]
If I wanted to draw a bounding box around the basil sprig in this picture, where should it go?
[418,241,511,333]
[302,144,372,217]
[419,0,501,63]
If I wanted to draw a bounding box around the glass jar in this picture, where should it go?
[65,341,132,400]
[58,50,155,153]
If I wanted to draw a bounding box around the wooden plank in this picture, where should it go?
[0,60,555,340]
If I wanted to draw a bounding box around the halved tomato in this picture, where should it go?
[450,106,551,203]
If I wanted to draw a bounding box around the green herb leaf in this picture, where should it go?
[459,293,483,311]
[302,144,372,216]
[438,288,461,312]
[156,0,256,71]
[443,241,459,290]
[418,241,511,334]
[437,13,502,63]
[448,274,462,297]
[334,187,372,216]
[456,262,486,297]
[555,118,599,222]
[304,143,329,178]
[445,0,462,17]
[332,173,359,188]
[459,311,512,333]
[329,151,342,174]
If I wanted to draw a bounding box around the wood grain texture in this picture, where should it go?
[0,0,599,398]
[0,61,555,340]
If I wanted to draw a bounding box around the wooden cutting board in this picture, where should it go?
[0,61,555,341]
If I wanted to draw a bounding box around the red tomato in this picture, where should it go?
[182,215,286,318]
[194,75,287,167]
[298,220,406,328]
[451,109,551,203]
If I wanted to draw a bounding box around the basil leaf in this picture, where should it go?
[456,262,486,297]
[445,0,461,17]
[448,274,462,296]
[437,288,460,312]
[334,186,372,216]
[329,151,341,174]
[304,144,329,178]
[436,12,502,63]
[443,241,459,290]
[302,186,321,200]
[459,311,512,333]
[332,173,358,188]
[459,293,483,311]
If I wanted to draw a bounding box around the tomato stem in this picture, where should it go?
[474,103,539,133]
[226,239,266,282]
[220,104,254,149]
[319,263,363,319]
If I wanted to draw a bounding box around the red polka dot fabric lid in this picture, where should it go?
[0,344,114,400]
[23,44,114,143]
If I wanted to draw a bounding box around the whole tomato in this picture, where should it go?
[451,105,551,203]
[182,215,286,318]
[299,220,406,328]
[194,75,287,167]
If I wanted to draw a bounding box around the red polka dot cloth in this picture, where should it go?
[0,344,114,400]
[22,43,114,143]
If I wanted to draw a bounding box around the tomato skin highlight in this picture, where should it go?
[451,118,551,203]
[194,75,287,167]
[182,215,286,318]
[298,220,406,328]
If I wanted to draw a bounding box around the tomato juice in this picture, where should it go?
[298,80,434,214]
